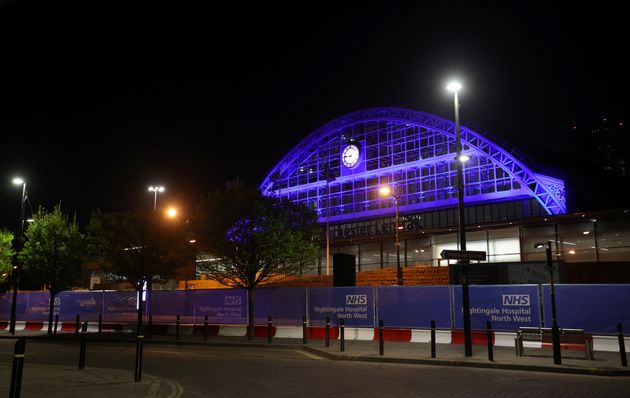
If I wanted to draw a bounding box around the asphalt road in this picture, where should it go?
[2,340,630,397]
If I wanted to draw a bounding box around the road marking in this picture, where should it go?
[296,350,324,360]
[148,380,161,396]
[165,379,184,398]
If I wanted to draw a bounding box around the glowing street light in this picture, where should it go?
[166,207,178,218]
[9,177,28,335]
[380,185,403,285]
[447,80,472,357]
[148,186,165,211]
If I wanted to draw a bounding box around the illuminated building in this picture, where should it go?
[261,108,629,278]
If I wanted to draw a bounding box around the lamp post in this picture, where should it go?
[536,241,562,365]
[380,186,403,285]
[9,177,27,335]
[447,81,472,357]
[148,186,165,211]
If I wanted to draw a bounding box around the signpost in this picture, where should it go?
[442,249,486,358]
[441,250,486,262]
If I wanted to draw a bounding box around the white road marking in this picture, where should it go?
[296,350,324,360]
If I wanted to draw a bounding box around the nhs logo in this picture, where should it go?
[502,294,530,306]
[346,295,367,305]
[224,296,242,305]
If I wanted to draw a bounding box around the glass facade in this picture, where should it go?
[311,215,630,275]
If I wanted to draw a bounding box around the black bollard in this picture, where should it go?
[430,320,436,358]
[618,323,628,367]
[54,314,59,335]
[340,318,345,352]
[325,317,330,347]
[75,314,80,335]
[486,321,494,362]
[79,322,88,369]
[9,337,26,398]
[134,325,145,382]
[204,315,209,341]
[176,314,180,341]
[379,320,384,356]
[302,315,307,344]
[147,315,152,340]
[267,315,273,344]
[98,314,102,338]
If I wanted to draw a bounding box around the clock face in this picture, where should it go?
[342,144,360,168]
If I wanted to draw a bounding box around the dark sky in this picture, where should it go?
[1,1,628,230]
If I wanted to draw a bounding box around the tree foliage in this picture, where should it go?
[19,205,85,333]
[191,184,319,339]
[87,210,194,292]
[191,184,319,290]
[0,229,15,289]
[19,205,85,294]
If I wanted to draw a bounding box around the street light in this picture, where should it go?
[148,186,165,211]
[447,80,472,357]
[9,177,27,335]
[166,207,177,218]
[535,241,562,365]
[380,186,403,285]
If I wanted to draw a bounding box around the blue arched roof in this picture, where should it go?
[261,107,565,222]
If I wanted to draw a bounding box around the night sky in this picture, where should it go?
[1,1,628,231]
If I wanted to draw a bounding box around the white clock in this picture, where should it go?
[342,144,360,168]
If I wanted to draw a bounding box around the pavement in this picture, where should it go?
[1,330,629,397]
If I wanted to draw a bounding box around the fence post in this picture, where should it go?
[54,314,59,335]
[176,314,180,341]
[430,320,436,358]
[79,322,88,369]
[618,323,628,367]
[204,315,208,341]
[98,314,102,338]
[9,337,26,398]
[75,314,80,335]
[325,317,330,347]
[486,321,494,362]
[302,315,307,344]
[134,325,145,382]
[340,318,345,352]
[267,315,273,344]
[379,319,384,356]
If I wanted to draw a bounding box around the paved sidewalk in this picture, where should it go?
[1,329,629,397]
[0,362,182,397]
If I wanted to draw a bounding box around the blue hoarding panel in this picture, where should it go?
[103,291,137,322]
[377,286,451,328]
[193,289,248,324]
[308,287,374,327]
[542,284,630,334]
[254,288,305,325]
[58,291,103,322]
[453,285,540,331]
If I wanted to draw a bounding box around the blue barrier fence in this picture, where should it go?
[1,284,629,333]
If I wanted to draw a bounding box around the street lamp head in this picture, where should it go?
[12,178,24,185]
[379,186,392,197]
[534,241,552,249]
[166,207,177,218]
[446,81,462,93]
[148,186,165,192]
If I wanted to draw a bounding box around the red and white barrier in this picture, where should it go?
[2,321,628,352]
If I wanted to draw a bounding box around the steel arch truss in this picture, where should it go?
[260,107,566,222]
